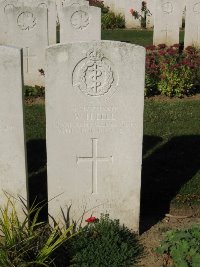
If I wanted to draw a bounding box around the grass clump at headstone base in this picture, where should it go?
[0,194,74,267]
[156,224,200,267]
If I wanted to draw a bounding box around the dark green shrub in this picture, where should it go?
[102,12,125,29]
[156,225,200,267]
[67,214,143,267]
[88,0,125,29]
[24,85,45,98]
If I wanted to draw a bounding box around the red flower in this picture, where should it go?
[129,8,134,15]
[85,216,97,223]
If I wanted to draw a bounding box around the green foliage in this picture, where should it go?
[156,225,200,267]
[102,12,125,29]
[0,194,74,266]
[89,0,124,29]
[67,214,142,267]
[145,44,200,97]
[24,85,45,98]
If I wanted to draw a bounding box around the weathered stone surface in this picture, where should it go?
[46,41,145,231]
[59,5,101,42]
[0,0,56,45]
[0,45,27,209]
[184,0,200,48]
[153,0,180,45]
[3,6,48,86]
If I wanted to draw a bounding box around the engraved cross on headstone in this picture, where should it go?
[77,138,113,194]
[23,47,36,73]
[161,25,172,44]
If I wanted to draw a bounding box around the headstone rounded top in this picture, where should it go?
[162,1,173,14]
[193,2,200,13]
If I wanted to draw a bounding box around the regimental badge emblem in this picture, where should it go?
[73,48,115,97]
[17,12,36,31]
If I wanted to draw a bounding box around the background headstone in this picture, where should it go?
[124,0,142,29]
[0,0,56,45]
[146,0,154,28]
[113,0,125,15]
[0,45,27,210]
[56,0,89,21]
[153,0,180,46]
[59,5,101,43]
[184,0,200,48]
[3,6,48,86]
[46,41,145,231]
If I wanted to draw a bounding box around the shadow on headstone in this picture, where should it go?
[27,139,48,222]
[140,135,200,233]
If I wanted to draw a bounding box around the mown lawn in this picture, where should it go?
[102,29,185,47]
[25,98,200,217]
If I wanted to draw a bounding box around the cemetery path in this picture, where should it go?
[138,212,200,267]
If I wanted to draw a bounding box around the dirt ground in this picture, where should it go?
[138,208,200,267]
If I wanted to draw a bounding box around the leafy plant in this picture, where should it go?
[89,0,125,29]
[102,12,125,29]
[24,85,45,98]
[130,1,152,28]
[0,194,74,266]
[145,44,200,97]
[156,225,200,267]
[67,214,143,267]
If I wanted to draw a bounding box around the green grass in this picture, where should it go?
[25,98,200,218]
[102,29,185,47]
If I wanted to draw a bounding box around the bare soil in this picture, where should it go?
[138,207,200,267]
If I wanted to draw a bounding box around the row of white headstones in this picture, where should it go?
[0,0,145,232]
[104,0,185,28]
[0,0,199,232]
[106,0,200,48]
[0,0,101,86]
[0,41,145,232]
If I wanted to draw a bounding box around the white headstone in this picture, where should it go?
[0,45,27,209]
[146,0,154,28]
[114,0,125,15]
[46,41,145,231]
[184,0,200,48]
[59,5,101,43]
[124,0,142,28]
[153,0,180,46]
[0,0,57,45]
[3,6,48,86]
[56,0,89,22]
